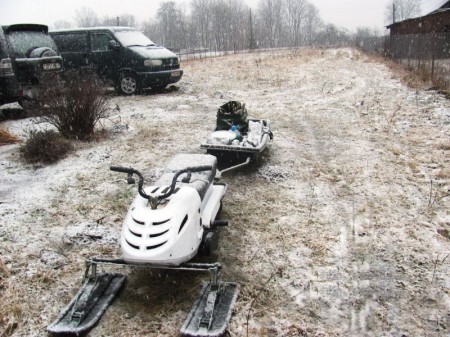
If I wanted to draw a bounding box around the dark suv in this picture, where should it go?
[50,27,183,95]
[0,24,63,106]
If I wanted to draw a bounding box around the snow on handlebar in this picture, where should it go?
[110,165,213,176]
[110,165,214,203]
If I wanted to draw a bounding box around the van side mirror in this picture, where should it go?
[108,40,120,50]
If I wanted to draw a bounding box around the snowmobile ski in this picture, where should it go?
[181,281,239,337]
[47,272,126,335]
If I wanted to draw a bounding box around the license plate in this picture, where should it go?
[43,62,61,71]
[171,71,181,77]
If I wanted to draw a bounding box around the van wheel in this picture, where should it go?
[117,73,140,95]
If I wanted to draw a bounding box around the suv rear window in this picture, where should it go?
[6,31,57,58]
[52,33,88,53]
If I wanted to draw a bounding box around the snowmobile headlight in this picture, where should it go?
[144,59,163,67]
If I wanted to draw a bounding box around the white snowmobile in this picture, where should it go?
[48,154,239,337]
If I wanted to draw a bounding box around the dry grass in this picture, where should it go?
[134,124,164,142]
[1,48,449,337]
[435,168,450,179]
[436,141,450,151]
[0,128,20,146]
[383,57,450,94]
[0,292,22,337]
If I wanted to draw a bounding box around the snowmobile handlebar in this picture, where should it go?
[110,166,147,199]
[110,166,136,174]
[158,165,213,200]
[110,165,213,203]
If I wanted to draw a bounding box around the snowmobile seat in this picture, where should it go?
[155,154,217,201]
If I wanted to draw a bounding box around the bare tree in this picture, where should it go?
[118,14,137,27]
[157,1,187,49]
[257,0,284,48]
[227,0,249,52]
[355,26,385,54]
[285,0,308,47]
[136,0,334,52]
[141,19,158,42]
[52,20,73,30]
[191,0,211,48]
[355,27,374,39]
[210,0,232,51]
[316,23,351,47]
[74,7,99,27]
[191,0,212,49]
[303,3,322,46]
[385,0,422,24]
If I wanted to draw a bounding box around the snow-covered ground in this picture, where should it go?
[0,48,449,337]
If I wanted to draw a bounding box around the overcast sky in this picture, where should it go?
[0,0,447,32]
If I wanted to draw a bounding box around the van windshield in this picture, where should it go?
[114,30,156,47]
[7,31,57,58]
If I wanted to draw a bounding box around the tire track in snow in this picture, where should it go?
[279,51,408,335]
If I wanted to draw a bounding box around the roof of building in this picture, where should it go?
[386,1,450,29]
[429,0,450,14]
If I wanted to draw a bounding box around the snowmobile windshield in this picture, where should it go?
[6,31,57,58]
[114,30,156,47]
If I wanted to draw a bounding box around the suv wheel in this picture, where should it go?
[27,47,58,58]
[117,73,140,95]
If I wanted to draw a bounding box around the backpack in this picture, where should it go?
[216,101,248,133]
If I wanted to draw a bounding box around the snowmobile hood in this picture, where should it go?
[128,46,177,59]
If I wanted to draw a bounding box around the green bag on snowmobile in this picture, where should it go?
[216,101,248,133]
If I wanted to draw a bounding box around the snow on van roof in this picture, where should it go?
[50,26,137,33]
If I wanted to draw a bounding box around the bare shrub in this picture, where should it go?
[431,67,450,96]
[20,130,73,164]
[29,70,109,141]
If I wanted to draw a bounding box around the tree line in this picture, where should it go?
[53,0,421,52]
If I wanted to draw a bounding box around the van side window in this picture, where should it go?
[52,33,87,53]
[91,33,113,52]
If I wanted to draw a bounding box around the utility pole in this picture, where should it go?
[393,3,396,23]
[117,16,120,26]
[249,9,256,51]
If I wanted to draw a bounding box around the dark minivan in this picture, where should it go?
[50,27,183,95]
[0,24,63,106]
